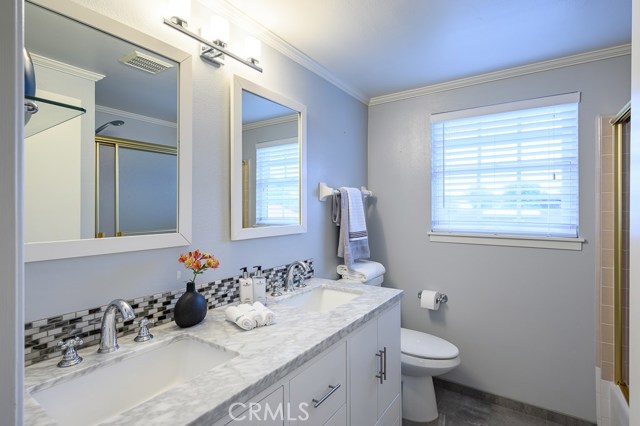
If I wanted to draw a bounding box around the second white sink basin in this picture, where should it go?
[30,336,237,426]
[278,287,362,313]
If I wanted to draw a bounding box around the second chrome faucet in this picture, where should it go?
[284,260,310,292]
[98,299,135,354]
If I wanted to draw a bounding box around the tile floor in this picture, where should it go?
[402,385,579,426]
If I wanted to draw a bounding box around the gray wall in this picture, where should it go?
[24,0,367,322]
[368,56,630,422]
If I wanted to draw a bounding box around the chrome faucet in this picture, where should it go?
[97,299,135,354]
[284,261,310,292]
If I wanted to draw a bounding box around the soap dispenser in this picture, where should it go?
[252,265,267,305]
[239,267,254,304]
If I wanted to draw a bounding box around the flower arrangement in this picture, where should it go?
[178,249,220,283]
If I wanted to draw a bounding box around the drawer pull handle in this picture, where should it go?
[375,347,387,384]
[312,383,341,408]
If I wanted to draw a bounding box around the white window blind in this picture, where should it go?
[255,138,300,226]
[431,93,580,239]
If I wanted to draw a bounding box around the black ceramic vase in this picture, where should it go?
[174,282,207,328]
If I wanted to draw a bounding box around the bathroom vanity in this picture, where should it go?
[24,279,403,426]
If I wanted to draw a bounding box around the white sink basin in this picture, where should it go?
[30,336,237,426]
[278,287,362,313]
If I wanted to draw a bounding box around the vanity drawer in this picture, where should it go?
[289,341,346,425]
[324,404,347,426]
[225,385,284,425]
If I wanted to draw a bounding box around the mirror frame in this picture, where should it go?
[231,75,307,240]
[25,0,192,262]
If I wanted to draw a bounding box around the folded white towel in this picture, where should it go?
[252,301,276,326]
[224,306,255,330]
[337,260,386,282]
[237,303,265,327]
[339,274,384,287]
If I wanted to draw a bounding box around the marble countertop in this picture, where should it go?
[24,278,403,426]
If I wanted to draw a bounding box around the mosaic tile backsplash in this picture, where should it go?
[24,259,314,366]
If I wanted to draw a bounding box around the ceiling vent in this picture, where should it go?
[119,51,173,74]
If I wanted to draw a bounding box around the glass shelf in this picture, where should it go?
[24,95,86,138]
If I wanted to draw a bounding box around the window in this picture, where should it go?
[430,93,580,243]
[255,138,300,226]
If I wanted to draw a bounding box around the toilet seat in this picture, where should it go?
[401,328,459,360]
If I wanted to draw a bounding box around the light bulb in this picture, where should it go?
[245,36,262,63]
[210,15,230,45]
[168,0,191,27]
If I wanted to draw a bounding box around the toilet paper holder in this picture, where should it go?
[418,291,448,304]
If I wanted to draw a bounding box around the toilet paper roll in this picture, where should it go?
[419,290,441,310]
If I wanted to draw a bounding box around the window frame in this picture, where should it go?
[428,93,584,251]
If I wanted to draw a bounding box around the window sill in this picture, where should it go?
[428,232,584,251]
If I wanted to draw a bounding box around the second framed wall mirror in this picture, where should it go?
[230,75,307,240]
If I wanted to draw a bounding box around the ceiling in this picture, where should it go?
[222,0,631,102]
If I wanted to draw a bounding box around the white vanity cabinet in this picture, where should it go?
[348,303,401,426]
[214,301,400,426]
[219,341,347,426]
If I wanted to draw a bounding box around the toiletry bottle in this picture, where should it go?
[252,266,267,305]
[239,267,254,304]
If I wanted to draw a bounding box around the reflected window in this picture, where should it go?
[255,138,299,226]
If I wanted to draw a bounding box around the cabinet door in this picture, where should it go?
[375,393,401,426]
[348,319,379,426]
[377,303,401,419]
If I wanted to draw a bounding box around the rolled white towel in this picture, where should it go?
[252,301,276,326]
[337,260,386,282]
[224,306,255,330]
[238,303,265,327]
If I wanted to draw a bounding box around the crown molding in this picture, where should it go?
[215,0,368,104]
[369,44,631,106]
[243,114,297,131]
[30,53,105,82]
[96,105,177,128]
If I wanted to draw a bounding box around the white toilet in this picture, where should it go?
[401,328,460,422]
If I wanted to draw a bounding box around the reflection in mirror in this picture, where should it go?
[241,91,299,228]
[231,76,307,240]
[24,1,178,243]
[23,0,192,261]
[96,136,177,238]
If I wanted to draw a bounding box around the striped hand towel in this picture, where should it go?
[337,187,370,265]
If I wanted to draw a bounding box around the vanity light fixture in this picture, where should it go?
[167,0,191,28]
[244,36,262,65]
[163,11,263,72]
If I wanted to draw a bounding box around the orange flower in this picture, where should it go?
[178,249,220,284]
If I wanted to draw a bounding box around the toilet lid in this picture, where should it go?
[401,328,459,360]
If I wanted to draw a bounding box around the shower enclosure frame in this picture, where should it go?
[612,101,630,403]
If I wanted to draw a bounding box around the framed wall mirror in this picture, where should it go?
[24,0,192,261]
[231,75,307,240]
